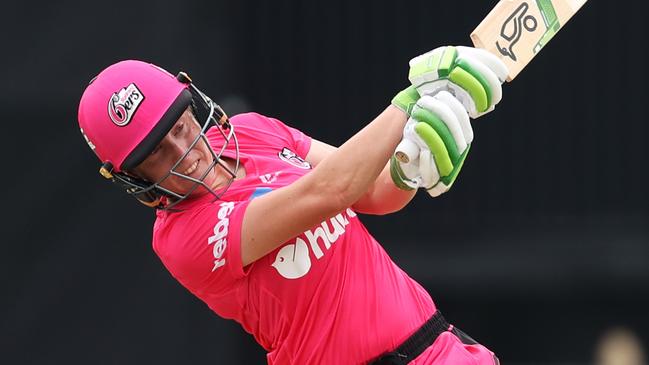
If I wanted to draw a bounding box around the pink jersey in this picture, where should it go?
[152,113,436,364]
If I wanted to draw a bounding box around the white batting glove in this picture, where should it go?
[408,46,508,118]
[390,91,473,197]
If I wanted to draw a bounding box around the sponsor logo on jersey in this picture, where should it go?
[208,202,235,272]
[278,147,311,169]
[272,208,357,279]
[108,83,145,126]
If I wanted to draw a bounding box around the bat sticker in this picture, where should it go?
[495,2,538,61]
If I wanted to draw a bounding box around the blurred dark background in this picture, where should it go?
[2,1,647,364]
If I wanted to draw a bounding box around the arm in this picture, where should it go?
[239,46,507,266]
[354,163,417,214]
[240,105,407,266]
[305,139,416,215]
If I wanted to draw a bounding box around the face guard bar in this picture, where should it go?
[99,73,240,211]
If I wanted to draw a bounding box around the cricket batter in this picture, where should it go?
[77,45,507,364]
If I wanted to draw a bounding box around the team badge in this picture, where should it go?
[108,83,145,126]
[279,147,311,169]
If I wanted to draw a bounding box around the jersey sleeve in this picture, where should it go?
[265,115,312,158]
[153,199,252,298]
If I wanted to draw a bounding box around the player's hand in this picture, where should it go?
[408,46,508,118]
[390,91,472,197]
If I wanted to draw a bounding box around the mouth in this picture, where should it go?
[182,159,200,176]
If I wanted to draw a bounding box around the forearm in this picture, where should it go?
[306,105,408,210]
[352,163,417,215]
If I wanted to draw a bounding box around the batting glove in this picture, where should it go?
[408,46,508,118]
[390,91,473,197]
[391,85,420,116]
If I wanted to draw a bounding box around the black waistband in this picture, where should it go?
[370,311,450,365]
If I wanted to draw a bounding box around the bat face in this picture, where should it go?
[471,0,588,81]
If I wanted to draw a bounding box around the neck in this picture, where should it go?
[211,157,246,190]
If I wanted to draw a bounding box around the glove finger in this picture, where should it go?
[416,95,468,154]
[412,107,460,165]
[457,46,509,82]
[427,182,450,198]
[446,83,478,118]
[440,144,471,186]
[456,54,503,106]
[425,46,490,115]
[474,104,496,119]
[419,149,440,188]
[412,121,453,177]
[448,66,489,114]
[403,118,429,152]
[427,144,472,197]
[434,91,473,144]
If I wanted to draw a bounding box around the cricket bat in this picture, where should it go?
[394,0,588,165]
[471,0,588,81]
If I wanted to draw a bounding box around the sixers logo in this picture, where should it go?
[108,83,145,126]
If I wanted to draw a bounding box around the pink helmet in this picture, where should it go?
[78,60,193,172]
[78,60,238,209]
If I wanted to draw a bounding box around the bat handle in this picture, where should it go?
[394,139,420,164]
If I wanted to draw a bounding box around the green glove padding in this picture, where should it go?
[408,46,508,118]
[391,86,420,116]
[390,92,474,197]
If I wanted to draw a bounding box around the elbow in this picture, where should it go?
[328,184,358,213]
[351,183,415,215]
[305,175,357,216]
[375,204,406,215]
[303,159,375,214]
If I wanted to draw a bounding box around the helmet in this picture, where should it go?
[78,60,239,210]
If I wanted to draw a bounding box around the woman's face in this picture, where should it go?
[132,108,229,196]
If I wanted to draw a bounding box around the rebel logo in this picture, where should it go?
[108,83,145,126]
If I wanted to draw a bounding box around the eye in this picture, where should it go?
[151,145,161,155]
[173,122,185,136]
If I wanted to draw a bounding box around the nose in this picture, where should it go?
[164,135,189,157]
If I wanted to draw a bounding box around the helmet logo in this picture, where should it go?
[108,83,145,126]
